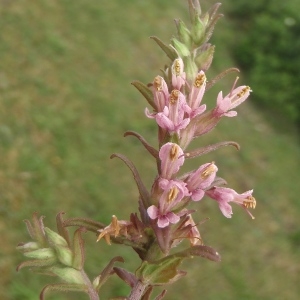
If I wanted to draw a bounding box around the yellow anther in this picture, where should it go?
[154,76,163,91]
[169,144,180,161]
[194,73,206,88]
[174,59,181,76]
[167,187,179,203]
[243,196,256,209]
[170,90,180,104]
[237,86,250,98]
[200,162,216,179]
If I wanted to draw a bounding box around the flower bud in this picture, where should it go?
[176,19,192,48]
[192,16,205,45]
[55,245,73,267]
[16,242,39,253]
[171,38,190,57]
[51,266,85,284]
[45,227,68,247]
[195,44,215,72]
[23,248,56,260]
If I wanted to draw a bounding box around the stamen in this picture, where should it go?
[167,187,179,203]
[154,76,162,91]
[194,73,206,88]
[200,162,216,179]
[170,90,180,104]
[236,86,250,98]
[243,196,256,209]
[173,59,181,76]
[169,144,180,161]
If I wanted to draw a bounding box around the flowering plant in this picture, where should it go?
[17,1,256,299]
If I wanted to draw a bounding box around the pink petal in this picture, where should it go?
[191,189,205,201]
[166,212,180,224]
[147,205,159,219]
[157,216,169,228]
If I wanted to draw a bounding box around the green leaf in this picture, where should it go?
[131,81,155,109]
[150,36,177,61]
[136,257,186,285]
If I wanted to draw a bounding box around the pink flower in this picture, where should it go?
[213,85,251,117]
[171,58,186,90]
[155,90,190,135]
[153,76,169,112]
[186,71,207,118]
[186,162,218,201]
[159,143,185,179]
[147,179,188,228]
[205,187,256,219]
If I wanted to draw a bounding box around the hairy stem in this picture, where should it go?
[128,280,148,300]
[81,270,99,300]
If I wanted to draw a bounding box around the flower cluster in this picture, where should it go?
[144,57,255,229]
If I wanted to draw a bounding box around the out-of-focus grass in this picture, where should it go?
[0,1,299,299]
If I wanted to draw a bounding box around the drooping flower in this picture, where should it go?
[147,179,189,228]
[213,85,252,118]
[155,89,190,135]
[205,187,256,219]
[185,162,218,201]
[159,142,185,179]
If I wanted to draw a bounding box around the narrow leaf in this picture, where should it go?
[150,36,177,60]
[113,267,137,288]
[206,68,239,90]
[110,153,150,208]
[141,286,153,300]
[185,141,240,159]
[172,245,221,262]
[155,289,167,300]
[95,256,124,292]
[56,212,71,247]
[40,283,88,300]
[131,81,155,109]
[16,257,57,271]
[72,227,86,270]
[63,217,105,233]
[124,131,158,158]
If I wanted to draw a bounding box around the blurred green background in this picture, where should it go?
[1,0,300,299]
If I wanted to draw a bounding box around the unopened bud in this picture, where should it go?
[176,19,192,47]
[172,38,190,57]
[45,227,68,247]
[16,242,39,253]
[24,248,56,260]
[51,266,85,284]
[192,16,205,45]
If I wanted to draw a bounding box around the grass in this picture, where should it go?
[1,0,300,299]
